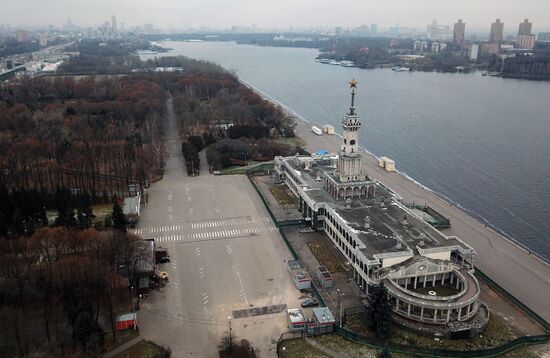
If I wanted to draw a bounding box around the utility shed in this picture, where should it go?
[116,313,137,330]
[287,260,311,289]
[313,307,336,333]
[316,266,333,288]
[123,193,141,227]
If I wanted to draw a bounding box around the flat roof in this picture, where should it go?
[278,155,473,261]
[313,307,335,324]
[287,308,306,324]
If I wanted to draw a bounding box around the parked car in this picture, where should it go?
[301,298,319,308]
[158,256,170,263]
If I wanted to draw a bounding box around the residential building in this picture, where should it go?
[516,34,536,49]
[16,30,29,43]
[273,82,488,338]
[111,15,117,33]
[538,32,550,42]
[470,43,480,60]
[516,19,535,49]
[370,24,377,34]
[39,33,48,47]
[489,19,504,44]
[518,18,532,35]
[431,41,447,53]
[481,42,500,55]
[453,19,466,46]
[412,41,429,53]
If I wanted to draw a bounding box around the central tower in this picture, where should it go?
[338,79,367,183]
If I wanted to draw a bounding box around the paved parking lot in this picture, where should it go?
[135,98,301,357]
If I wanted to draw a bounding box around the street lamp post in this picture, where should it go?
[241,152,248,167]
[228,316,233,356]
[131,285,137,330]
[336,288,345,328]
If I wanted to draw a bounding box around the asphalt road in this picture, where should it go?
[295,121,550,324]
[135,97,301,357]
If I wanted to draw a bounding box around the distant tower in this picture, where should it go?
[518,19,532,35]
[111,15,117,33]
[489,19,504,44]
[338,79,367,183]
[453,19,466,46]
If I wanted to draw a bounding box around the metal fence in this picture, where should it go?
[335,326,549,358]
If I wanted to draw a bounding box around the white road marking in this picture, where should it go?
[235,270,249,305]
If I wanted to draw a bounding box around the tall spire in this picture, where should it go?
[348,79,358,115]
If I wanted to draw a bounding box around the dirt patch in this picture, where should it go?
[232,304,287,319]
[112,339,169,358]
[270,185,297,205]
[307,240,346,273]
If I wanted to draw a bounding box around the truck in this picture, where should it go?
[322,125,335,135]
[311,126,323,136]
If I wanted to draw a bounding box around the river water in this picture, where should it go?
[142,41,550,261]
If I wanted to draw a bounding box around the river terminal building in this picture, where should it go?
[273,80,489,338]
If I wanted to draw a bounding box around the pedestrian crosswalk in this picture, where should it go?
[131,216,272,235]
[130,215,277,244]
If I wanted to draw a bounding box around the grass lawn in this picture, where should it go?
[271,185,297,205]
[279,338,331,358]
[276,136,307,147]
[317,334,417,358]
[307,240,346,273]
[112,340,168,358]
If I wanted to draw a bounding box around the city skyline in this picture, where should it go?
[1,0,550,32]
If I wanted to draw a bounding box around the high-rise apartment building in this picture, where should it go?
[16,30,29,43]
[489,19,504,44]
[516,35,536,49]
[370,24,377,34]
[453,19,466,46]
[39,33,48,47]
[518,19,532,35]
[516,19,535,49]
[539,33,550,42]
[111,15,117,33]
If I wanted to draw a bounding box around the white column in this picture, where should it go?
[446,309,451,323]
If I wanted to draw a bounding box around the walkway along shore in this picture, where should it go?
[241,80,550,324]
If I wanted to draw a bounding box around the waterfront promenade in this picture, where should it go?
[294,123,550,324]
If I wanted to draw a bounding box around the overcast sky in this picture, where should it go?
[1,0,549,32]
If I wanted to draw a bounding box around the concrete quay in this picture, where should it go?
[292,122,550,324]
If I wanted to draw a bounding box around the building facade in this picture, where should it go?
[489,19,504,44]
[516,34,536,49]
[518,19,532,35]
[273,82,488,338]
[453,19,466,46]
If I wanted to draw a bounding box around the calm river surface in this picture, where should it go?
[143,41,550,261]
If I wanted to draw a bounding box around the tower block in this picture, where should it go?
[338,79,367,183]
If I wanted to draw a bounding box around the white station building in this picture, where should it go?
[273,80,489,338]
